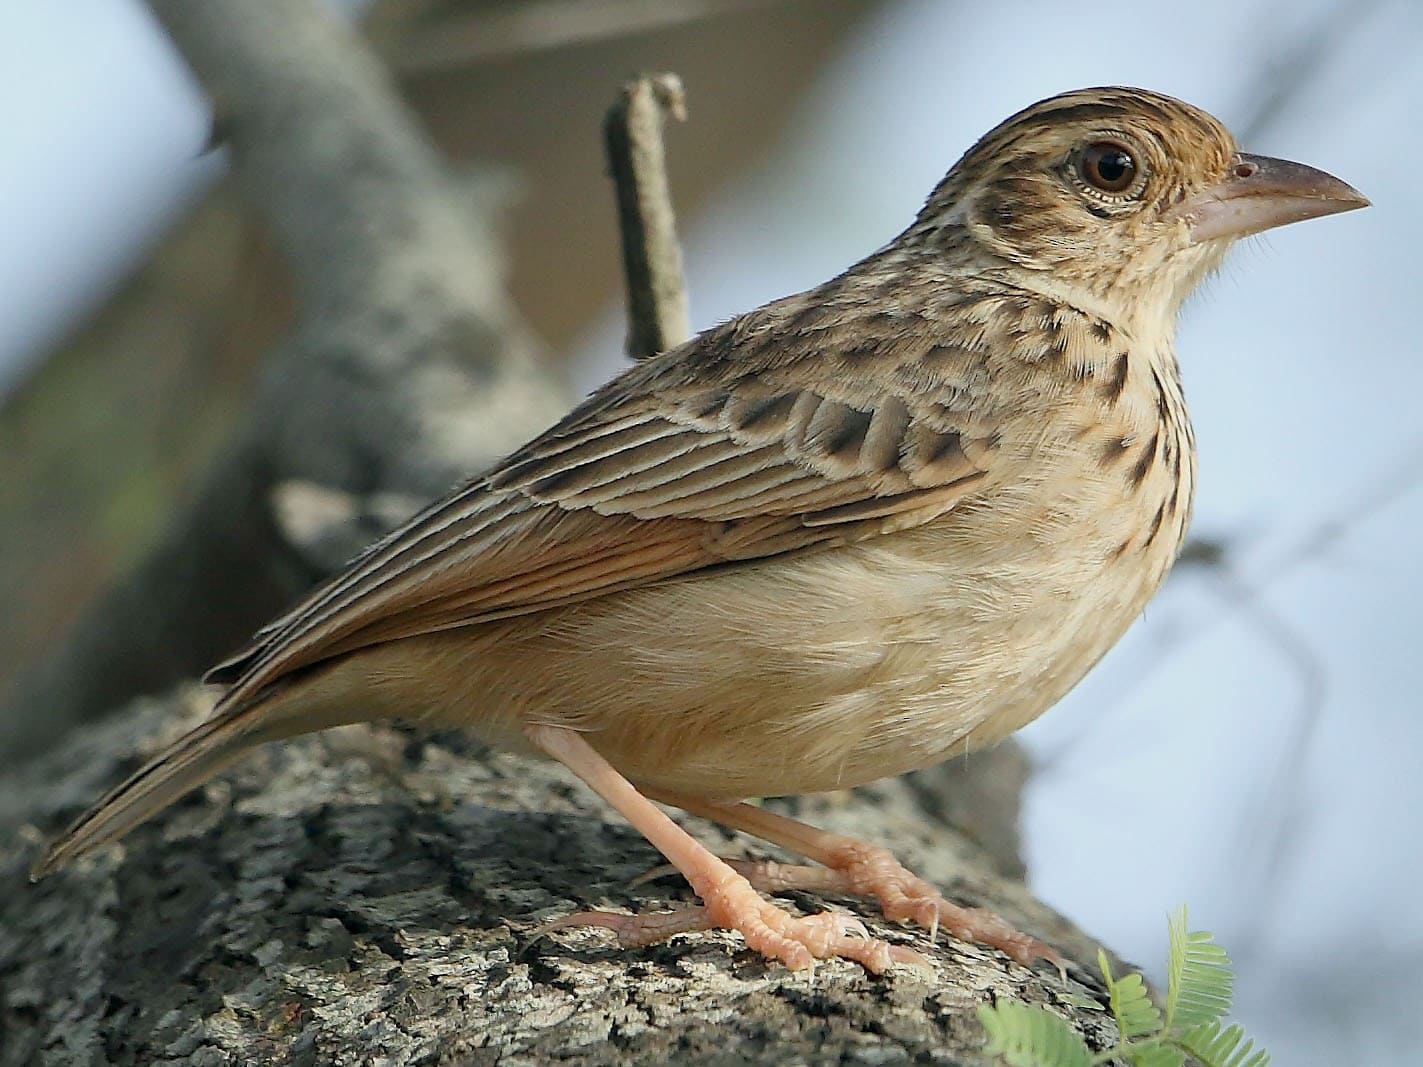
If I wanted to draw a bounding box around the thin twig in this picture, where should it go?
[604,72,691,360]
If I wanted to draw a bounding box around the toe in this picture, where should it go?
[536,905,716,948]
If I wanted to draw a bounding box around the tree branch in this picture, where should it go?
[0,0,567,764]
[1,684,1119,1065]
[605,73,692,360]
[382,0,784,73]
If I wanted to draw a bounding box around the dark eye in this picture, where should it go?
[1079,141,1138,194]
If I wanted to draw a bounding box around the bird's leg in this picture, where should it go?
[649,791,1062,972]
[525,725,925,972]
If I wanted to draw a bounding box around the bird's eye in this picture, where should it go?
[1078,141,1139,195]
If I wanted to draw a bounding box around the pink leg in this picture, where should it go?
[650,791,1063,973]
[525,725,925,973]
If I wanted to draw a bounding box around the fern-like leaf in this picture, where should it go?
[1174,1020,1270,1067]
[984,910,1272,1067]
[978,1002,1093,1067]
[1163,907,1233,1031]
[1127,1044,1186,1067]
[1099,948,1162,1040]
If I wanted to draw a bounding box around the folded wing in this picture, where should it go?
[208,299,1002,712]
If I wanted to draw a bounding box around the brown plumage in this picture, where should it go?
[34,87,1367,973]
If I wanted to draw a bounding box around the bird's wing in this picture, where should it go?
[209,294,1003,709]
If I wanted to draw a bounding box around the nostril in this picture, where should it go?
[1234,160,1259,179]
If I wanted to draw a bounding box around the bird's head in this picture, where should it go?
[915,86,1368,324]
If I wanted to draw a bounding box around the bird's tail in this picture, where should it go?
[31,680,343,880]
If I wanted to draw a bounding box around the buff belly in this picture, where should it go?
[314,509,1167,801]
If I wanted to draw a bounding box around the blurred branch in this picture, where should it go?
[1216,439,1423,953]
[379,0,783,73]
[0,0,566,764]
[1232,0,1394,144]
[1204,561,1327,964]
[1037,436,1423,779]
[605,72,691,360]
[1248,437,1423,591]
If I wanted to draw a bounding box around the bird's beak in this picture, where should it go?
[1173,153,1369,244]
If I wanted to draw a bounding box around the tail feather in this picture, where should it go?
[31,686,320,880]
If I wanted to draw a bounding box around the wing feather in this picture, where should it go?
[209,295,1003,709]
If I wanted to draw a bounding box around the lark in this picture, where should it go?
[36,87,1367,972]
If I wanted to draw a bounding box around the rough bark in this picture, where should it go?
[1,694,1120,1065]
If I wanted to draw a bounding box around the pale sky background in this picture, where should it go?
[2,1,1418,1063]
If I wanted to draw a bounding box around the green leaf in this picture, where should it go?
[978,1002,1093,1067]
[1126,1043,1185,1067]
[1163,907,1234,1032]
[1100,948,1162,1040]
[1173,1020,1270,1067]
[984,908,1270,1067]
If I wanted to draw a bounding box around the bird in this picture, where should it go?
[33,87,1367,974]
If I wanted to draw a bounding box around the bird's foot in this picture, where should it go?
[705,845,1063,974]
[543,873,927,973]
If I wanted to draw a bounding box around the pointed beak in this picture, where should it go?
[1172,153,1369,244]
